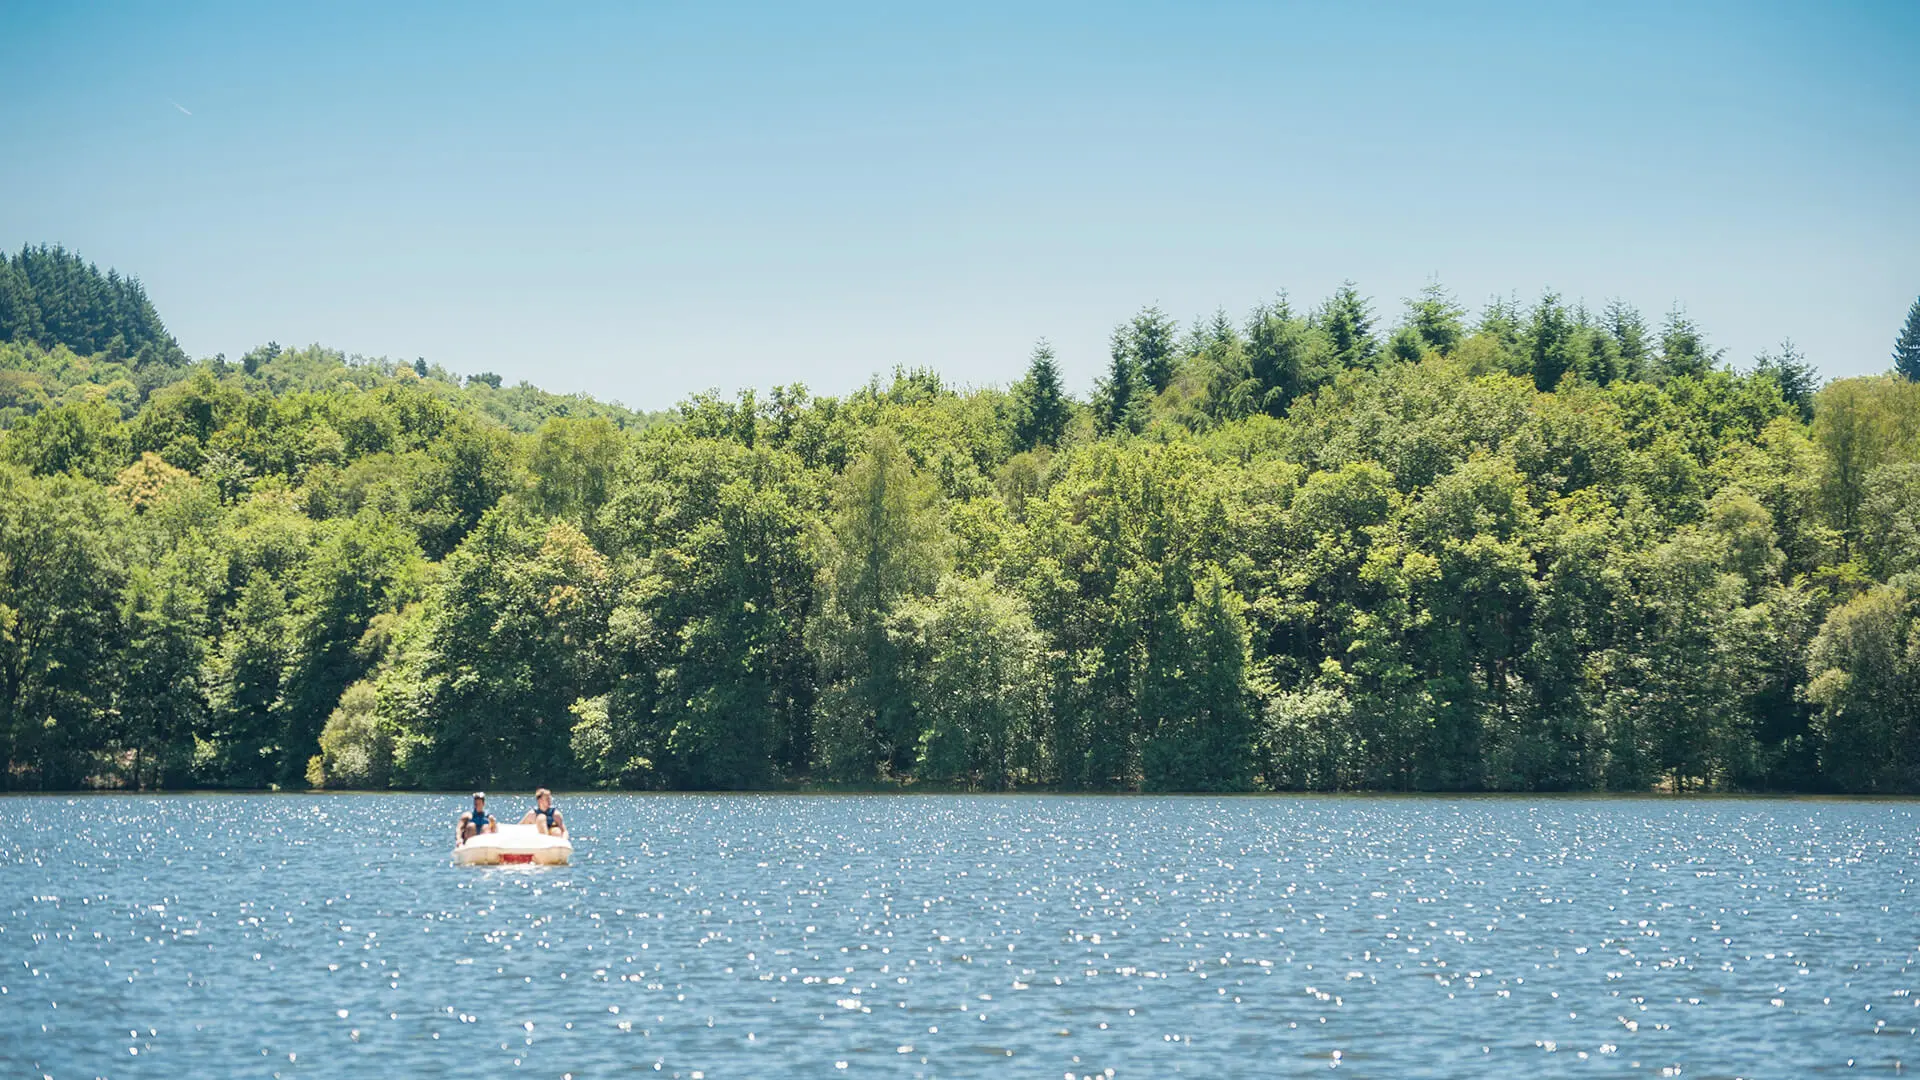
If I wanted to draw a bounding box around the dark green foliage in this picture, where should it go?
[0,246,186,366]
[1603,300,1651,381]
[810,429,945,780]
[906,575,1043,790]
[1478,296,1524,354]
[272,514,425,785]
[0,258,43,344]
[1315,282,1378,372]
[1243,297,1317,416]
[597,435,820,788]
[205,571,290,787]
[1753,339,1818,420]
[1895,296,1920,382]
[1405,283,1466,355]
[399,509,609,788]
[1658,308,1722,381]
[1094,324,1149,435]
[1127,306,1179,393]
[5,252,1920,796]
[1806,581,1920,792]
[1526,293,1577,390]
[1011,341,1070,451]
[1142,567,1255,791]
[1193,311,1252,425]
[0,468,128,789]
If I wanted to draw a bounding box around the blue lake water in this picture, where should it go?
[2,794,1915,1078]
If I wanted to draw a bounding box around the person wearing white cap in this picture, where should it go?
[457,791,497,846]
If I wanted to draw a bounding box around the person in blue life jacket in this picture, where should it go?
[521,787,566,837]
[457,791,498,846]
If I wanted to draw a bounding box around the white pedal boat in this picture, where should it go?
[454,823,572,866]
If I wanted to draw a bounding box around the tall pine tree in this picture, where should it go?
[1129,306,1179,393]
[1094,324,1147,435]
[1406,281,1466,354]
[1526,291,1577,390]
[1316,282,1378,371]
[1895,296,1920,382]
[1658,307,1722,380]
[1012,340,1070,450]
[1244,296,1312,415]
[1754,339,1818,419]
[1603,299,1650,381]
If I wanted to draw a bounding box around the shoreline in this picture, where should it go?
[2,787,1915,801]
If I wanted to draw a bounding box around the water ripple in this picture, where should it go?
[1,794,1915,1077]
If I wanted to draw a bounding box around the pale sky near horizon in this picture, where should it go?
[3,1,1916,410]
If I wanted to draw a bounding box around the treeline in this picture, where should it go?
[3,255,1919,794]
[0,245,187,368]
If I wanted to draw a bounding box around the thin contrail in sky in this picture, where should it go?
[169,99,192,116]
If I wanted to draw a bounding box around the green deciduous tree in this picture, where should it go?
[0,468,128,789]
[1805,582,1919,792]
[1811,375,1920,549]
[1141,566,1255,791]
[809,428,946,780]
[5,246,1917,798]
[404,511,611,788]
[906,575,1044,789]
[527,416,626,525]
[204,570,290,787]
[273,513,425,786]
[1859,463,1920,579]
[599,436,820,788]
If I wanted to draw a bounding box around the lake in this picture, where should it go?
[2,794,1914,1078]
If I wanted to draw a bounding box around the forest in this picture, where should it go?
[5,244,1920,795]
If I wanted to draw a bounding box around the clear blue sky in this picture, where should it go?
[3,1,1915,408]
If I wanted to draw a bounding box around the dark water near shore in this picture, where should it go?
[2,794,1915,1078]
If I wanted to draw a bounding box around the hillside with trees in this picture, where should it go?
[3,250,1918,794]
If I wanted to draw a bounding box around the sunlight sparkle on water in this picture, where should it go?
[0,794,1915,1077]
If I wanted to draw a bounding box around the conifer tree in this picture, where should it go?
[1526,292,1576,390]
[1406,281,1465,354]
[1603,299,1650,380]
[0,256,42,344]
[1754,339,1818,419]
[1244,296,1311,414]
[1895,296,1920,382]
[1129,306,1179,393]
[1094,324,1146,435]
[1012,340,1070,450]
[1658,307,1722,380]
[1316,282,1378,371]
[1572,307,1623,385]
[1478,295,1524,350]
[1195,310,1253,422]
[0,245,182,363]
